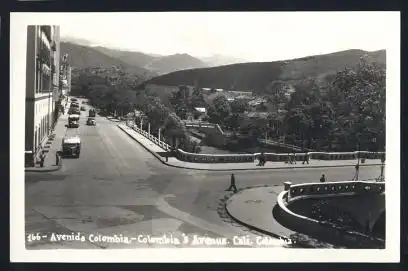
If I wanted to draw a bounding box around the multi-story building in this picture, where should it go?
[25,25,60,166]
[60,54,72,97]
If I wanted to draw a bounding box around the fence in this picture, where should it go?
[276,180,385,248]
[126,122,171,151]
[125,121,385,164]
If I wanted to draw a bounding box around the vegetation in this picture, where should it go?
[71,68,200,152]
[71,51,385,153]
[187,55,386,152]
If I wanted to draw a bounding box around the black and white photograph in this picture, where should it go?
[10,12,400,262]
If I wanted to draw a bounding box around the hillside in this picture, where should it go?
[143,49,386,93]
[60,42,156,78]
[93,46,157,69]
[145,53,208,75]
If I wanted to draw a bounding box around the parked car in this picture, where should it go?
[68,108,81,115]
[61,136,81,158]
[68,120,79,128]
[87,117,96,126]
[80,106,86,111]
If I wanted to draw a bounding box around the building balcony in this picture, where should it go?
[41,26,52,42]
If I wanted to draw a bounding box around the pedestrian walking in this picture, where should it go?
[292,151,297,164]
[257,152,266,166]
[354,164,360,181]
[226,173,238,193]
[55,152,60,166]
[320,174,326,183]
[302,150,309,164]
[39,151,46,168]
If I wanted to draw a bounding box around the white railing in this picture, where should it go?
[126,121,385,164]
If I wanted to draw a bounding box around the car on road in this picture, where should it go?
[80,106,86,111]
[61,136,81,158]
[68,114,80,128]
[70,98,78,102]
[68,108,81,115]
[88,109,96,117]
[87,117,96,126]
[68,120,79,128]
[71,102,80,108]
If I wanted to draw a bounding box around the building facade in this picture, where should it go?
[25,25,61,166]
[60,55,71,97]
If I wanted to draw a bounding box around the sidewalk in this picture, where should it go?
[225,186,336,248]
[25,112,67,172]
[117,123,382,171]
[225,186,295,239]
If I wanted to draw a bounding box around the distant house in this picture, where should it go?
[215,88,224,92]
[193,107,207,120]
[248,98,267,111]
[201,88,212,94]
[229,90,253,97]
[194,107,206,114]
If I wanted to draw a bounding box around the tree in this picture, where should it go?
[328,56,386,151]
[211,95,231,124]
[230,99,248,113]
[191,87,206,108]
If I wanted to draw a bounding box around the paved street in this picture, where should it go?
[25,101,383,249]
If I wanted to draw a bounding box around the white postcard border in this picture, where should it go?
[10,12,400,262]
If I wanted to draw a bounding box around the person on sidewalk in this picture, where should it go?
[302,150,309,164]
[55,152,60,166]
[39,151,46,168]
[354,164,360,181]
[291,151,297,164]
[257,152,266,166]
[320,174,326,183]
[226,174,238,193]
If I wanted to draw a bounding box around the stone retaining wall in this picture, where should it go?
[275,180,385,248]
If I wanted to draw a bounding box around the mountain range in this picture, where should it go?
[60,38,246,75]
[143,49,386,93]
[60,38,385,95]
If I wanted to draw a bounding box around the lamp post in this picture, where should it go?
[158,128,161,143]
[355,142,361,181]
[148,123,151,136]
[378,154,385,182]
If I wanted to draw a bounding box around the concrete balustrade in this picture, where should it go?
[125,122,385,164]
[275,180,385,248]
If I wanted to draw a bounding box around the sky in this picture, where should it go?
[27,12,398,62]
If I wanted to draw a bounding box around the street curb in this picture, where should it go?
[117,124,172,166]
[116,124,381,172]
[25,162,62,173]
[223,187,311,248]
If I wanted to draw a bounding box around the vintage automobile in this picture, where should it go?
[87,117,96,126]
[61,136,81,158]
[88,109,96,117]
[70,103,80,109]
[68,108,81,115]
[80,106,86,111]
[68,114,80,128]
[70,98,78,102]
